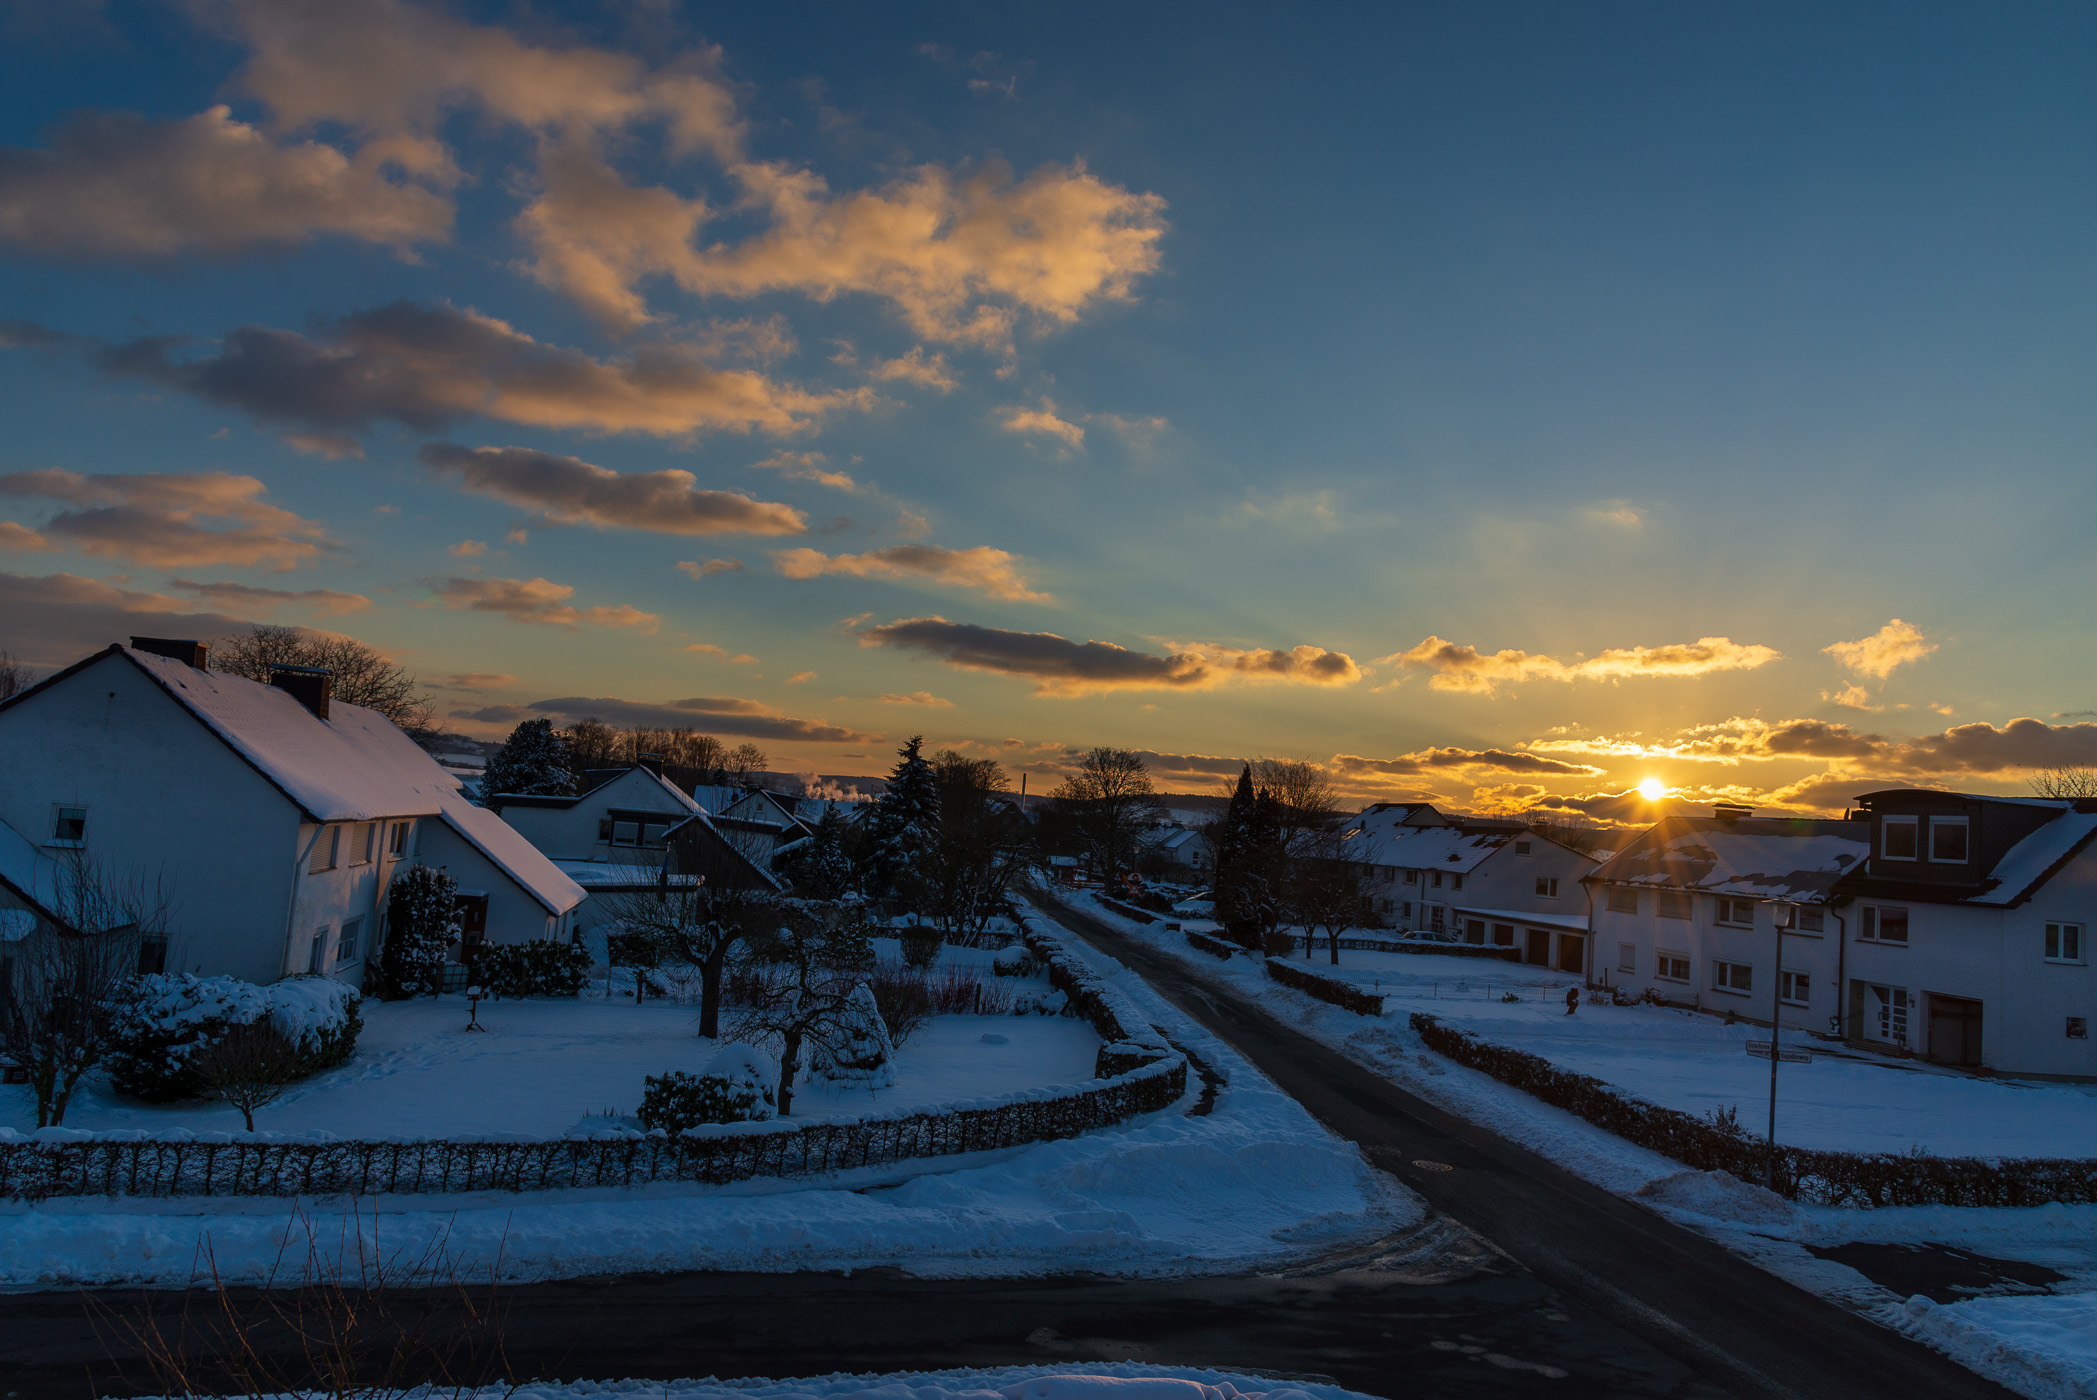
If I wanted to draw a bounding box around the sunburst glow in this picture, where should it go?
[1638,777,1668,802]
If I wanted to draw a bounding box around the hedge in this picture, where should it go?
[1287,934,1523,962]
[1094,896,1159,925]
[1185,930,1237,960]
[0,922,1186,1203]
[1263,958,1385,1016]
[1411,1014,2097,1208]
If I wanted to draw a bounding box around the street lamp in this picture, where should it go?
[1763,899,1798,1192]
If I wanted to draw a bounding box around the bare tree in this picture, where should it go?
[1052,748,1163,891]
[0,856,170,1125]
[193,1020,301,1131]
[1289,831,1367,965]
[599,878,776,1038]
[730,921,861,1116]
[2029,766,2097,801]
[1250,757,1343,857]
[213,624,433,733]
[926,750,1032,942]
[723,742,768,785]
[0,649,34,701]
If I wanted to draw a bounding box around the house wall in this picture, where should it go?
[496,769,694,863]
[416,818,563,945]
[1590,889,1843,1034]
[0,655,301,984]
[283,817,421,984]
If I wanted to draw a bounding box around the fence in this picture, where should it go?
[1286,933,1522,962]
[0,924,1186,1203]
[1412,1013,2097,1208]
[1263,958,1386,1016]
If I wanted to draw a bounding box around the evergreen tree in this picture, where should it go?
[1215,765,1286,950]
[374,864,460,998]
[785,806,858,899]
[483,718,574,797]
[870,736,940,910]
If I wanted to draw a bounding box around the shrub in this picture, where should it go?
[864,959,936,1047]
[1259,929,1295,957]
[104,974,360,1102]
[991,943,1036,977]
[373,865,459,999]
[1184,930,1236,960]
[898,923,943,969]
[1263,957,1385,1015]
[637,1045,778,1132]
[811,983,896,1087]
[471,939,593,998]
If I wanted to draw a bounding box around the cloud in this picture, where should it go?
[774,545,1051,603]
[421,444,806,536]
[880,691,953,707]
[0,521,55,551]
[435,575,658,632]
[750,450,858,492]
[677,557,745,578]
[1530,713,2097,781]
[855,615,1361,696]
[1526,717,1889,765]
[786,671,816,684]
[164,578,371,617]
[282,431,364,459]
[868,347,958,391]
[1824,683,1879,711]
[0,469,333,570]
[684,642,758,664]
[528,694,873,743]
[1123,750,1245,779]
[448,540,487,557]
[1824,619,1935,680]
[72,302,865,440]
[1236,490,1339,532]
[435,673,515,691]
[1899,718,2097,775]
[1386,634,1781,693]
[0,569,250,666]
[1330,748,1604,778]
[0,105,450,258]
[998,399,1085,450]
[1092,412,1170,455]
[1584,501,1647,530]
[453,703,535,724]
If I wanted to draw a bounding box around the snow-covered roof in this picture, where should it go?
[551,858,703,889]
[1143,827,1208,852]
[1949,810,2097,907]
[1341,823,1513,873]
[1590,817,1868,902]
[435,790,585,914]
[0,817,66,925]
[117,648,459,823]
[1451,905,1591,934]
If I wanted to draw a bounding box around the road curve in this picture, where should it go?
[1023,891,2011,1400]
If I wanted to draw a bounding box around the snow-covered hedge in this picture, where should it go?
[1413,1013,2097,1208]
[470,939,593,998]
[103,974,362,1102]
[638,1044,779,1132]
[1013,914,1176,1081]
[1263,958,1385,1016]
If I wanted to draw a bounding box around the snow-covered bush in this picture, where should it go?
[471,939,592,998]
[373,864,459,998]
[637,1044,778,1131]
[104,973,361,1101]
[898,922,942,969]
[811,982,895,1087]
[991,943,1036,977]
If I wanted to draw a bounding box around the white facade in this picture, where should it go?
[0,645,582,987]
[488,766,704,865]
[1345,810,1598,965]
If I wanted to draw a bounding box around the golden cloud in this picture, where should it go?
[998,398,1086,450]
[1386,634,1781,693]
[421,444,806,536]
[435,575,658,632]
[0,469,333,571]
[1824,619,1935,680]
[774,545,1051,603]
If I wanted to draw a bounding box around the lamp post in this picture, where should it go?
[1763,899,1798,1191]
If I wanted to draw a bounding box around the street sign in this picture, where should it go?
[1746,1040,1811,1063]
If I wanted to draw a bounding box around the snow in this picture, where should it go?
[5,995,1104,1138]
[0,919,1415,1287]
[1059,890,2097,1400]
[0,814,65,922]
[1597,817,1866,901]
[1962,810,2097,906]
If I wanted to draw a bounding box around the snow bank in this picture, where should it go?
[1889,1294,2097,1400]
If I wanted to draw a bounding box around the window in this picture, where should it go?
[309,825,339,873]
[307,928,328,974]
[611,820,641,846]
[1515,841,1532,855]
[2045,923,2085,964]
[1929,816,1970,864]
[1403,869,1418,885]
[1618,942,1636,974]
[2070,1018,2088,1041]
[1606,886,1640,915]
[1780,969,1811,1005]
[1882,815,1919,861]
[1716,897,1755,927]
[1861,906,1909,945]
[1450,873,1464,892]
[1430,870,1443,889]
[350,823,375,866]
[1797,907,1825,933]
[1865,984,1909,1044]
[136,934,169,976]
[1713,960,1753,994]
[1657,950,1690,982]
[1535,877,1560,898]
[1400,901,1411,920]
[49,805,87,848]
[389,821,410,857]
[1429,905,1446,932]
[1657,890,1692,920]
[335,918,362,964]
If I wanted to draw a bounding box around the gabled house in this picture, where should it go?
[0,640,584,987]
[1140,824,1215,877]
[702,786,818,869]
[1585,805,1868,1032]
[483,762,779,891]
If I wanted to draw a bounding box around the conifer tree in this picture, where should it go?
[375,864,460,998]
[786,806,858,899]
[483,718,574,797]
[870,736,940,910]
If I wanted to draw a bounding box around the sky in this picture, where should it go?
[1,0,2093,817]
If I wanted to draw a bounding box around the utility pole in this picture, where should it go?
[1765,898,1797,1192]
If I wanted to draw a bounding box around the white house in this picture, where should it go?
[484,763,779,892]
[1341,807,1599,968]
[1141,824,1215,877]
[0,640,584,987]
[1587,793,2097,1078]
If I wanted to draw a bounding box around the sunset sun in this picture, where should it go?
[1638,777,1667,802]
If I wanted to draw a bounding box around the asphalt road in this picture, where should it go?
[0,896,2016,1400]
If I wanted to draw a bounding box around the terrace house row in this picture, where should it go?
[1341,803,1602,970]
[1588,793,2097,1079]
[0,640,584,987]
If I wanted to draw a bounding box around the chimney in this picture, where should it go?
[636,752,665,778]
[130,636,210,670]
[269,665,332,720]
[1712,802,1754,823]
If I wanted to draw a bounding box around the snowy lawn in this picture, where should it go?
[1255,939,2097,1158]
[331,1365,1380,1400]
[0,914,1419,1288]
[1081,896,2097,1400]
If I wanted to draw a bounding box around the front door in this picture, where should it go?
[1927,993,1984,1067]
[1524,928,1551,966]
[1556,932,1584,973]
[454,894,489,957]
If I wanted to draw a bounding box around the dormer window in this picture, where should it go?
[1929,816,1970,864]
[49,805,87,848]
[1514,840,1531,855]
[1881,815,1919,861]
